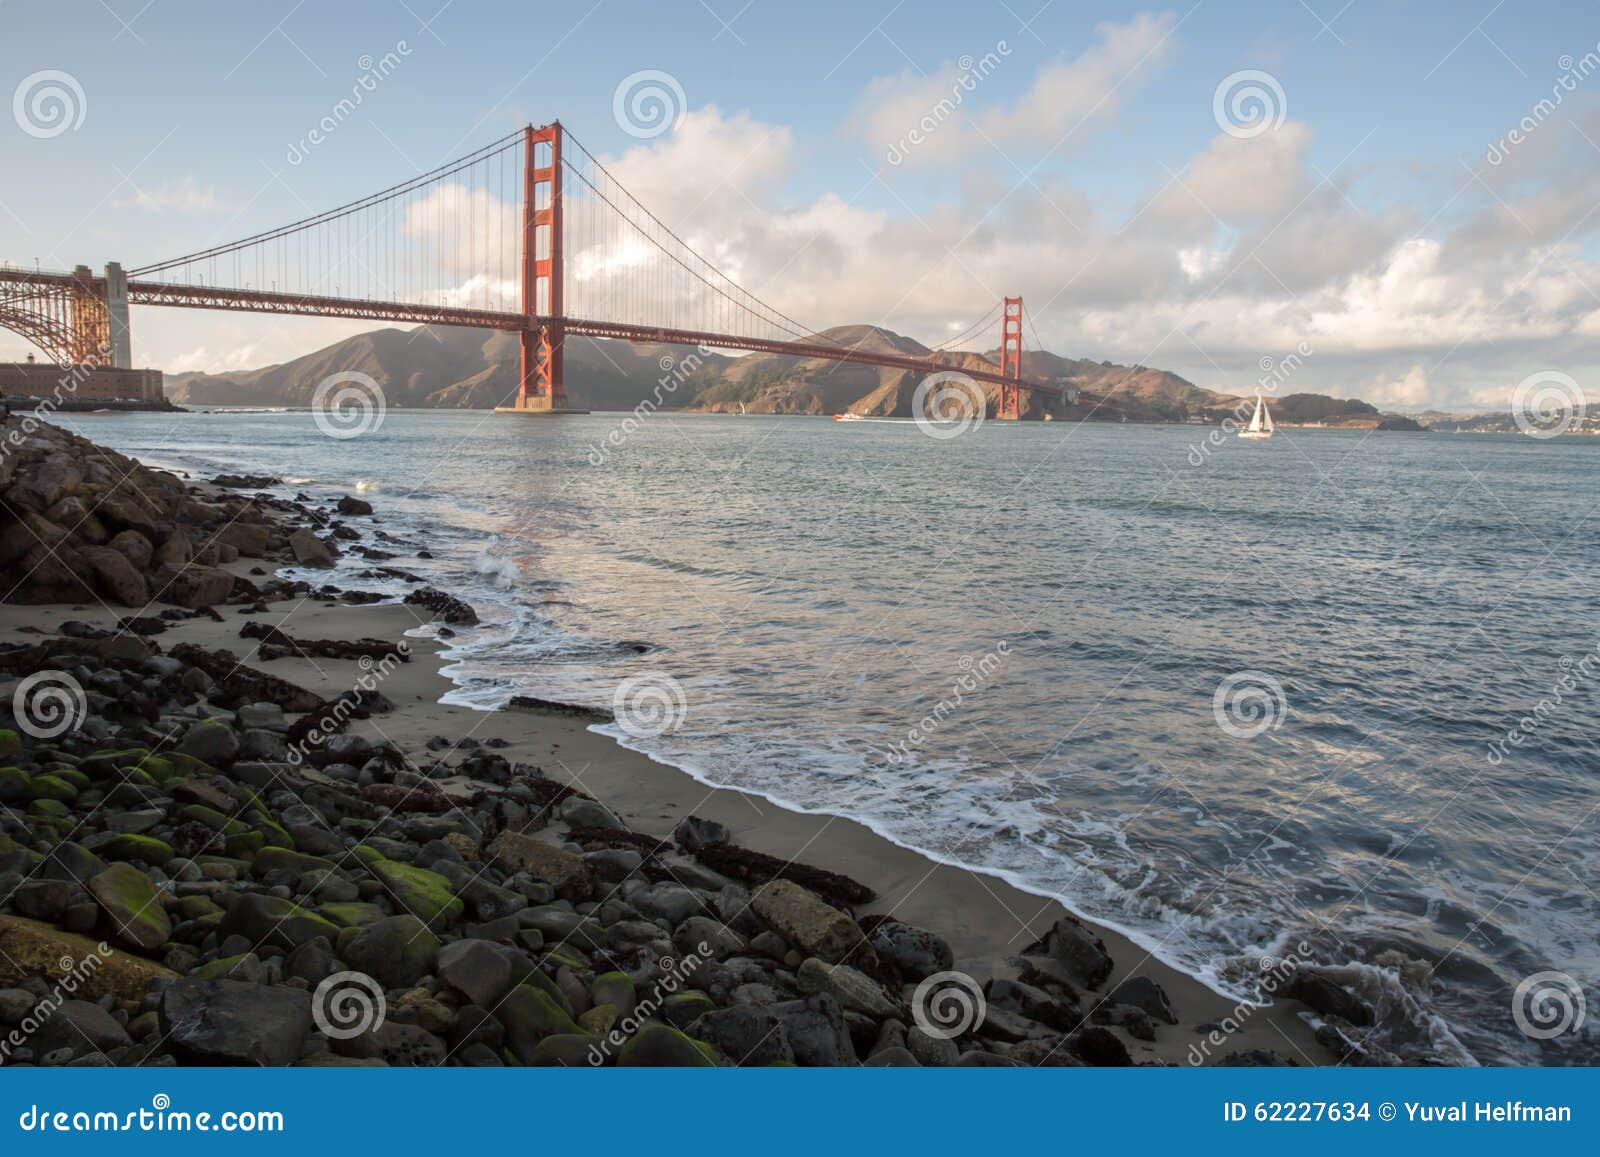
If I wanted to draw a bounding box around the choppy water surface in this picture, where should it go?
[74,406,1600,1064]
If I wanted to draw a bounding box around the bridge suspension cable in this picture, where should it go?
[127,130,526,316]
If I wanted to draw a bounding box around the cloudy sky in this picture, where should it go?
[3,0,1598,409]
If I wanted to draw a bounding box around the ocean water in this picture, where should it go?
[65,406,1600,1065]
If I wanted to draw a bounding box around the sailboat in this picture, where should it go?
[1239,394,1275,440]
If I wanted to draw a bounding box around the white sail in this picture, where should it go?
[1239,393,1274,439]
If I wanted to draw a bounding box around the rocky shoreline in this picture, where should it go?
[0,414,1391,1066]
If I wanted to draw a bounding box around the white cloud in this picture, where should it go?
[852,13,1175,168]
[116,175,218,212]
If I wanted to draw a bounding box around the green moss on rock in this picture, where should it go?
[353,846,462,929]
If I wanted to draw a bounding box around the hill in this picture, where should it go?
[165,321,1422,427]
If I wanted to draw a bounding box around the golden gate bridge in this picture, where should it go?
[0,122,1069,419]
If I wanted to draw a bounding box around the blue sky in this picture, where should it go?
[4,0,1599,407]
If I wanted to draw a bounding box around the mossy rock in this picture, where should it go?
[29,797,69,818]
[616,1024,717,1067]
[190,953,264,982]
[495,985,586,1062]
[528,1033,607,1067]
[0,729,22,761]
[252,820,295,850]
[164,752,217,778]
[315,901,388,928]
[49,767,91,792]
[142,756,178,783]
[354,847,463,930]
[80,748,151,781]
[88,863,172,952]
[661,991,718,1030]
[542,945,589,972]
[224,832,266,858]
[592,971,637,1018]
[174,894,225,921]
[98,833,176,865]
[252,846,338,877]
[177,803,247,835]
[0,766,32,805]
[29,774,79,803]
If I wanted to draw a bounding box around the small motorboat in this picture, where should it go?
[833,412,863,422]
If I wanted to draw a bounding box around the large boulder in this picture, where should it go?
[495,985,585,1062]
[178,719,239,767]
[30,999,131,1056]
[1023,916,1114,990]
[750,880,863,965]
[218,893,340,952]
[81,545,148,605]
[870,920,954,980]
[215,521,270,557]
[87,863,171,952]
[338,915,439,988]
[160,563,235,608]
[160,977,311,1065]
[487,832,592,902]
[288,529,337,567]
